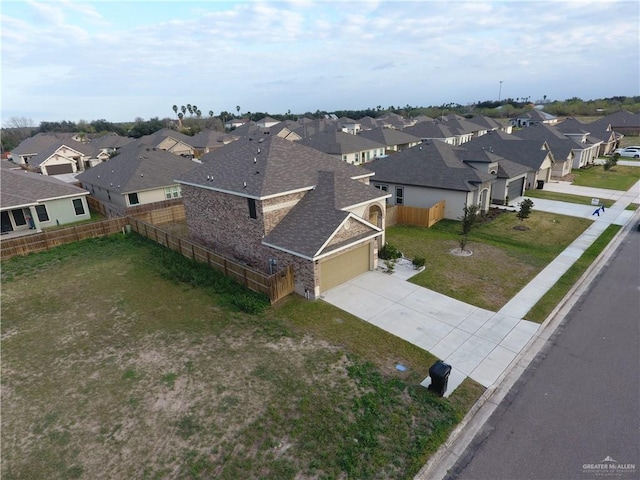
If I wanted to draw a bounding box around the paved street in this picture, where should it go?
[446,225,640,480]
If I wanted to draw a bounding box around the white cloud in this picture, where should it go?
[1,0,638,123]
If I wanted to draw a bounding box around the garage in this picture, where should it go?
[508,177,525,200]
[46,163,74,175]
[319,243,370,292]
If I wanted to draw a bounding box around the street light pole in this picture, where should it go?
[498,80,503,102]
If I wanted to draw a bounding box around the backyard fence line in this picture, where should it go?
[386,201,445,228]
[0,218,128,259]
[128,218,294,304]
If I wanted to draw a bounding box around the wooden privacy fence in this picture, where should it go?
[0,218,128,259]
[386,200,445,228]
[128,218,295,304]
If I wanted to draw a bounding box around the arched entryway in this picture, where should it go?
[367,203,384,248]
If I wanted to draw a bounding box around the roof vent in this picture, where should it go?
[243,182,247,188]
[257,148,261,154]
[254,157,257,163]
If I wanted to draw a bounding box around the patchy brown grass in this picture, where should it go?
[1,235,483,480]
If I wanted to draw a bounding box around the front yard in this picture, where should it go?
[570,165,640,190]
[1,235,483,480]
[386,210,592,311]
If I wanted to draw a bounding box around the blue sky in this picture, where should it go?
[2,0,639,124]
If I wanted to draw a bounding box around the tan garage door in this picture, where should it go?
[319,243,370,292]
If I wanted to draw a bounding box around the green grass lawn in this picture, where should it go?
[386,211,592,311]
[571,165,640,190]
[524,189,615,208]
[1,234,483,480]
[526,224,622,322]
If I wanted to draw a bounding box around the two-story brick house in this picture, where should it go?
[176,135,390,299]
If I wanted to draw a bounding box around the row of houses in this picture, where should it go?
[2,110,637,298]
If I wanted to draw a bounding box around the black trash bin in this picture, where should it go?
[428,360,451,397]
[536,180,544,189]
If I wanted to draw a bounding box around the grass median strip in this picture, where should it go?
[523,189,615,208]
[525,224,622,323]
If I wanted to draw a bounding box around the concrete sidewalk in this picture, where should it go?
[323,179,639,399]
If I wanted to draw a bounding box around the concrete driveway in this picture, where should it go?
[321,259,540,396]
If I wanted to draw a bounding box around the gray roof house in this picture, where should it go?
[403,120,471,146]
[76,141,200,217]
[464,132,555,190]
[189,129,240,157]
[176,135,390,299]
[555,117,619,157]
[366,141,495,219]
[588,110,640,136]
[296,129,386,165]
[358,127,421,153]
[137,128,196,157]
[510,109,558,128]
[10,134,104,175]
[1,168,90,235]
[513,123,579,176]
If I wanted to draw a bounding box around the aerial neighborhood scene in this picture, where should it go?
[1,1,639,479]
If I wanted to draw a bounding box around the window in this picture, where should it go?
[164,185,182,200]
[248,198,257,219]
[35,205,49,222]
[374,184,389,192]
[395,187,404,205]
[13,209,26,226]
[128,193,140,206]
[73,198,86,216]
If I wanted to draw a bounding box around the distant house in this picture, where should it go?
[137,128,195,158]
[366,141,495,220]
[465,132,555,190]
[556,117,620,157]
[403,120,473,146]
[1,167,90,234]
[589,110,640,136]
[224,118,250,130]
[10,133,103,174]
[177,135,389,298]
[510,109,558,128]
[296,129,386,165]
[358,127,421,153]
[513,123,580,176]
[76,141,200,217]
[255,116,281,128]
[189,129,239,158]
[89,132,135,157]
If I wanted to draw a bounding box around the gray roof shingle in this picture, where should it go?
[366,141,494,192]
[177,136,382,207]
[2,169,89,209]
[76,141,199,194]
[296,129,385,155]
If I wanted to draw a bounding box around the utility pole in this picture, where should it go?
[498,80,503,102]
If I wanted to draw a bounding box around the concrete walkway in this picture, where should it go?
[322,179,640,397]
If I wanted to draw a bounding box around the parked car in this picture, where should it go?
[614,146,640,158]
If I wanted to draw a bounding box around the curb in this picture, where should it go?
[414,209,639,480]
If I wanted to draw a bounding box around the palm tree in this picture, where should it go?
[192,105,198,114]
[181,105,186,116]
[236,105,241,117]
[177,112,184,129]
[172,105,178,115]
[196,109,202,118]
[187,104,193,116]
[209,110,214,118]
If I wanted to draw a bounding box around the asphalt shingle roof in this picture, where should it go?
[366,141,494,192]
[263,171,355,258]
[177,136,383,207]
[296,129,385,156]
[358,127,421,147]
[464,133,550,170]
[76,141,200,194]
[1,169,89,209]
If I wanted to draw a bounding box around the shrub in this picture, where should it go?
[231,293,270,314]
[379,242,401,260]
[412,256,426,269]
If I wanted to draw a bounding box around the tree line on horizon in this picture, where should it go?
[2,95,639,153]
